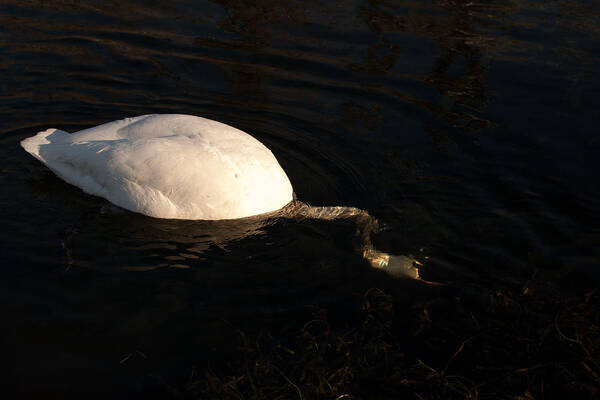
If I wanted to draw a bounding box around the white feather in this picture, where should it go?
[21,114,294,220]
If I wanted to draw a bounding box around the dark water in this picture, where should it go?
[1,0,599,396]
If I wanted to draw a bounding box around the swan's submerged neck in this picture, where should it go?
[288,201,421,279]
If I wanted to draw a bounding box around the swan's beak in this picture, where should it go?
[363,249,420,279]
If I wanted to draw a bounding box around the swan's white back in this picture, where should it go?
[21,114,294,220]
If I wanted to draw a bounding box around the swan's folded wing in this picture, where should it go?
[21,115,294,220]
[22,131,183,217]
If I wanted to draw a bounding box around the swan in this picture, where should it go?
[21,114,420,279]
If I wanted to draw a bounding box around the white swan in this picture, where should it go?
[21,114,420,279]
[21,114,293,220]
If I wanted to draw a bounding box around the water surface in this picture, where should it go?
[1,0,599,396]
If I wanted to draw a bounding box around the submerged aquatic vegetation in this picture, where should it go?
[181,274,599,400]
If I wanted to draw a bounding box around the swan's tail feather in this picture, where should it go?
[21,128,70,164]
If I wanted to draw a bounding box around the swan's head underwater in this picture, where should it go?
[21,114,423,280]
[363,249,421,280]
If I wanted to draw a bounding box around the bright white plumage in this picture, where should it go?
[20,114,294,220]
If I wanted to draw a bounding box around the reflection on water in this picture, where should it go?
[66,205,274,271]
[1,0,599,396]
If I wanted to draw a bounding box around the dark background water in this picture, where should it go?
[1,0,599,397]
